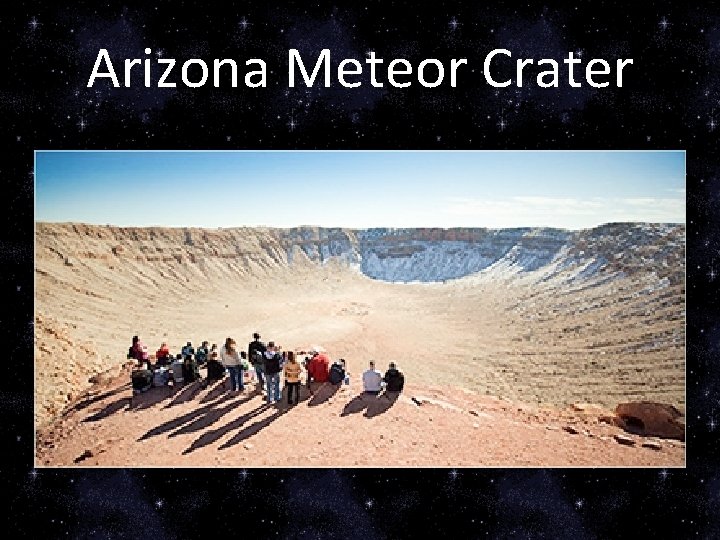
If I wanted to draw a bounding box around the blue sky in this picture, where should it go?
[35,151,685,229]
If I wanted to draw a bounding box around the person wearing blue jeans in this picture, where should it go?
[254,363,265,390]
[220,337,244,393]
[263,341,283,403]
[266,371,281,403]
[226,365,244,392]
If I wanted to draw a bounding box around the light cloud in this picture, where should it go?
[443,195,685,229]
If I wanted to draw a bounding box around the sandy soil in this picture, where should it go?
[34,223,685,467]
[35,364,684,467]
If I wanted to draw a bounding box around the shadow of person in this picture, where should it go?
[138,395,234,441]
[341,394,371,417]
[200,379,229,403]
[183,403,273,454]
[130,385,173,411]
[164,380,203,408]
[72,383,131,413]
[365,391,401,418]
[83,397,131,422]
[218,406,289,450]
[307,382,341,407]
[170,393,256,438]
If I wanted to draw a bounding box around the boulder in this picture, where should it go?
[614,434,636,446]
[614,401,685,441]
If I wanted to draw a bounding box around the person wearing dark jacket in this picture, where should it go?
[248,332,267,389]
[383,363,405,392]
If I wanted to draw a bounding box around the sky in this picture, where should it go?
[35,151,685,229]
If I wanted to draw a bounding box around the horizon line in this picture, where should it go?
[35,220,686,233]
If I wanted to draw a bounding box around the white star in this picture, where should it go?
[497,117,507,132]
[659,17,670,31]
[239,17,251,31]
[449,469,459,480]
[77,117,87,132]
[288,115,297,132]
[575,498,584,509]
[709,417,716,432]
[239,469,250,480]
[155,499,164,509]
[365,498,374,509]
[659,469,670,481]
[29,469,39,481]
[29,17,40,31]
[709,118,716,132]
[448,17,460,31]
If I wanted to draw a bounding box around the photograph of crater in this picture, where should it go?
[34,151,685,467]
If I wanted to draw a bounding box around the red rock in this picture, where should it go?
[614,402,685,441]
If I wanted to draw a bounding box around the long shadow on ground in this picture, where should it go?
[83,397,131,422]
[164,380,204,408]
[130,385,174,411]
[307,383,340,407]
[217,406,288,451]
[199,379,229,403]
[170,393,256,439]
[365,391,401,418]
[341,392,401,418]
[71,383,131,413]
[183,403,273,455]
[138,393,235,441]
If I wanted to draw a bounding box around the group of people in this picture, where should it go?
[128,332,405,405]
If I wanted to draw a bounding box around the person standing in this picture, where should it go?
[263,341,283,404]
[362,361,384,395]
[248,332,267,390]
[283,351,302,405]
[220,337,244,393]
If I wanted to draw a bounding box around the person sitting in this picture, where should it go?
[128,335,149,368]
[307,349,330,385]
[155,342,171,367]
[170,353,184,383]
[181,341,195,358]
[196,341,209,366]
[182,351,200,383]
[383,362,405,392]
[328,358,347,385]
[205,350,226,382]
[362,361,383,395]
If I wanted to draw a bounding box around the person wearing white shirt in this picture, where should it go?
[362,361,383,395]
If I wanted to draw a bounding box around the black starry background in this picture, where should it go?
[3,0,719,537]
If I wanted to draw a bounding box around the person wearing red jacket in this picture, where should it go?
[128,335,149,368]
[307,350,330,383]
[155,342,171,366]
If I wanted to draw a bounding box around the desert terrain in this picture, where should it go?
[34,223,685,466]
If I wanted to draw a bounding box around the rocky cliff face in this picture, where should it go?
[36,222,685,285]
